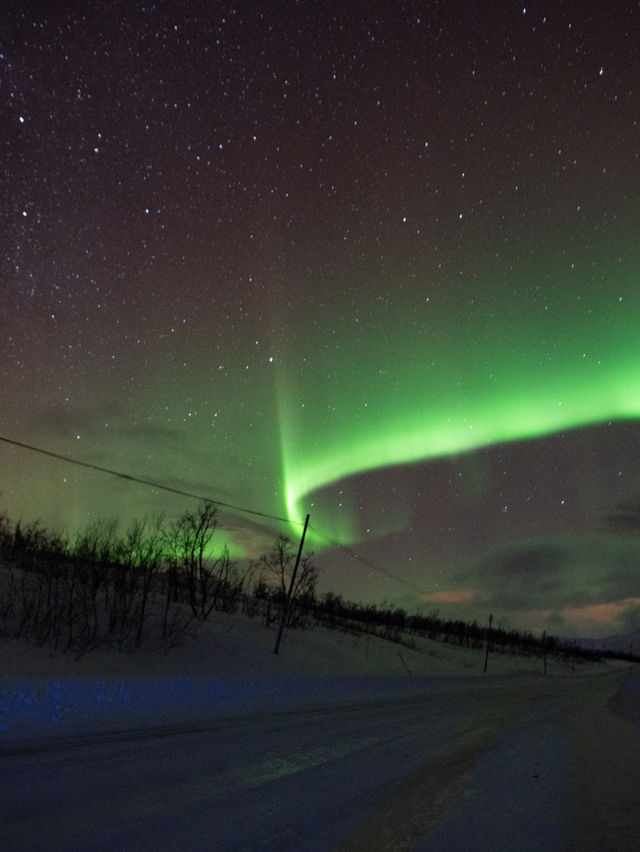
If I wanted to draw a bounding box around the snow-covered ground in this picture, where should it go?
[1,612,638,850]
[0,609,583,743]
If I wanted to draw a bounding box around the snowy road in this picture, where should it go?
[1,671,638,850]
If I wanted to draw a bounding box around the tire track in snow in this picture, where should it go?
[340,673,633,852]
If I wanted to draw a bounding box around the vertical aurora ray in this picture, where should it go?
[278,237,640,539]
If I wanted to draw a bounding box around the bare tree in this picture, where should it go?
[109,515,165,646]
[258,534,317,627]
[73,519,119,649]
[164,502,220,621]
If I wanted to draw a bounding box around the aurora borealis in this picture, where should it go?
[280,235,640,526]
[2,1,640,637]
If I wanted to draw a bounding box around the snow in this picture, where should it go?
[417,717,569,851]
[2,611,638,850]
[0,671,449,740]
[0,608,576,743]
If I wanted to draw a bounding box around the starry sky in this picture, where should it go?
[2,0,640,638]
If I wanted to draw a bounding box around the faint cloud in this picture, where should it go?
[424,588,477,604]
[562,598,640,629]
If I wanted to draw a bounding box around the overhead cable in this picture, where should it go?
[0,435,297,527]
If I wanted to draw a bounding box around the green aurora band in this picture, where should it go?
[277,243,640,542]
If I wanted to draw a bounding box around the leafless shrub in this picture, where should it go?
[255,534,317,629]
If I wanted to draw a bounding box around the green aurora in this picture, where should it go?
[4,0,640,637]
[278,239,640,539]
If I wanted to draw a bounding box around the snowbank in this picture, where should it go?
[0,674,432,740]
[0,610,613,745]
[0,672,522,744]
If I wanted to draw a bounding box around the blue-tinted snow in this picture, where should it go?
[0,673,531,743]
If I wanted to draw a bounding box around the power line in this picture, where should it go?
[1,434,429,598]
[309,522,430,598]
[0,435,299,528]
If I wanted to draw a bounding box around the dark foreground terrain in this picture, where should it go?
[1,669,639,850]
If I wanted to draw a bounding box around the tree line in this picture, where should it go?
[0,503,316,655]
[0,502,637,666]
[312,592,616,665]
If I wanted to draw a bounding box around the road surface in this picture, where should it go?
[1,670,638,850]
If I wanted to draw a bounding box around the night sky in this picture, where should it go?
[3,1,640,638]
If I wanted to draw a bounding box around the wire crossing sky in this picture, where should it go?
[2,0,640,637]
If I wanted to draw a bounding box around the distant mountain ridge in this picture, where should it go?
[573,626,640,655]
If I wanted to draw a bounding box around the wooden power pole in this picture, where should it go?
[274,513,310,655]
[483,613,493,673]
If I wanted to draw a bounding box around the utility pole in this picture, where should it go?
[274,513,310,655]
[483,613,493,673]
